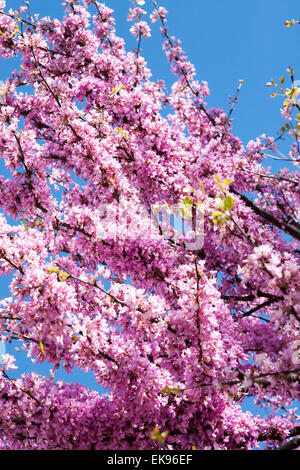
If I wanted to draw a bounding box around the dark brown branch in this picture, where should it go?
[276,436,300,451]
[240,168,299,185]
[231,189,300,241]
[0,252,24,274]
[1,369,42,406]
[258,426,300,445]
[222,291,283,302]
[55,262,145,314]
[0,10,36,29]
[242,298,279,317]
[30,47,61,108]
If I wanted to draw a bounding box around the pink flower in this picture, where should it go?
[1,353,18,370]
[150,7,168,23]
[0,0,298,451]
[127,7,146,22]
[129,21,151,38]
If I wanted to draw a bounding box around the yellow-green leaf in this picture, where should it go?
[39,340,45,357]
[284,19,296,27]
[211,211,228,226]
[179,207,192,220]
[290,87,299,101]
[212,210,223,217]
[150,427,168,444]
[223,195,235,210]
[178,197,193,220]
[222,178,233,186]
[160,386,181,397]
[183,196,193,206]
[115,127,129,138]
[198,180,205,192]
[46,266,59,274]
[111,85,125,94]
[58,271,70,282]
[196,200,205,214]
[215,197,225,210]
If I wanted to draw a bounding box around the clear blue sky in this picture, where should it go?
[0,0,299,417]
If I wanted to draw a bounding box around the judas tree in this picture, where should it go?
[0,0,299,450]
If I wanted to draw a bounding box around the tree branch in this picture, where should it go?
[231,189,300,241]
[276,436,300,451]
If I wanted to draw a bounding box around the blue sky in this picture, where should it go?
[0,0,299,418]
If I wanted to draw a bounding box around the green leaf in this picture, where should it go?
[211,210,228,226]
[183,196,193,206]
[223,195,235,210]
[160,386,181,397]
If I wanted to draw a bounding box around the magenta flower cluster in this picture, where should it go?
[0,0,299,450]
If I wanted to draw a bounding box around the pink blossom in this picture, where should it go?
[150,7,168,23]
[0,0,298,451]
[130,21,151,38]
[1,353,18,370]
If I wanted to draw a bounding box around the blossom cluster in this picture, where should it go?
[0,0,299,450]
